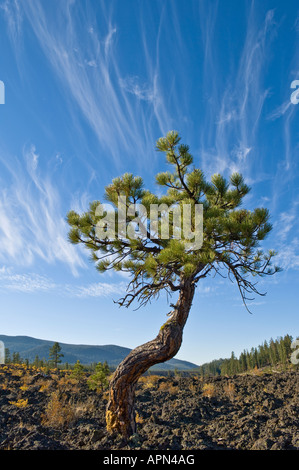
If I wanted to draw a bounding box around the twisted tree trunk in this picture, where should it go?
[105,279,195,438]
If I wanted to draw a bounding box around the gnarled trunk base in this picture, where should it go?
[105,281,195,438]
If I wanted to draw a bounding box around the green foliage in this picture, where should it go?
[71,360,85,381]
[12,351,22,364]
[49,342,64,368]
[198,334,296,377]
[87,361,110,391]
[5,348,11,364]
[66,131,280,311]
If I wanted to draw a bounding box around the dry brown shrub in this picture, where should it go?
[57,375,80,389]
[158,381,179,394]
[41,391,77,428]
[11,368,24,377]
[188,382,198,394]
[21,373,34,386]
[73,396,97,415]
[9,398,28,408]
[202,383,216,398]
[0,379,8,390]
[251,366,264,376]
[135,412,145,424]
[37,379,52,393]
[223,382,236,401]
[138,375,161,389]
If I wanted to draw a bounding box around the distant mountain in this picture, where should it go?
[0,335,199,371]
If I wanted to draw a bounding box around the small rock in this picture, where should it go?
[251,438,274,450]
[90,429,106,443]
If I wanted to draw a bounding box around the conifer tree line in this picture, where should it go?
[3,342,110,373]
[198,334,298,376]
[4,334,297,378]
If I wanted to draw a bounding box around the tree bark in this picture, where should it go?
[105,279,195,438]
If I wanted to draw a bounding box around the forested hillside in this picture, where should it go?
[0,335,198,371]
[197,334,298,376]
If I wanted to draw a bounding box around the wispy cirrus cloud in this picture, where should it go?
[1,0,297,276]
[267,99,293,121]
[21,3,130,166]
[67,281,126,299]
[119,76,155,102]
[2,0,171,170]
[0,267,126,298]
[275,238,299,272]
[267,93,297,172]
[0,271,56,294]
[0,144,85,275]
[271,199,299,271]
[198,4,276,179]
[0,0,22,47]
[0,0,173,275]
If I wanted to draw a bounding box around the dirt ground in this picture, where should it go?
[0,365,298,450]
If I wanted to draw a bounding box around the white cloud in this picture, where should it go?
[0,0,23,47]
[198,5,276,179]
[86,59,97,68]
[0,268,126,298]
[275,238,299,271]
[0,197,25,260]
[25,144,39,173]
[0,272,56,293]
[7,0,168,168]
[267,100,293,121]
[0,145,86,275]
[119,76,155,102]
[234,145,252,162]
[67,281,126,298]
[277,212,296,240]
[273,200,299,271]
[274,200,299,241]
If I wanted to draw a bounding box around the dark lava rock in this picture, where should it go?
[0,365,298,450]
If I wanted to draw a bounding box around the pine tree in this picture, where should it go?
[87,361,110,391]
[277,335,292,368]
[220,358,229,376]
[49,342,64,369]
[260,340,270,367]
[228,351,239,374]
[282,334,293,362]
[12,352,22,364]
[5,348,11,364]
[269,338,279,366]
[67,131,280,438]
[34,355,40,368]
[71,360,85,381]
[239,351,248,372]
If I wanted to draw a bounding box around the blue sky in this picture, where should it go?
[0,0,298,366]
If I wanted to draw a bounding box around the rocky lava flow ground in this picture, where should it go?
[0,365,298,450]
